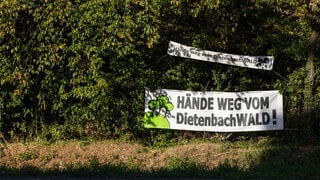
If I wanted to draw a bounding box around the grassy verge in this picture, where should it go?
[0,136,320,179]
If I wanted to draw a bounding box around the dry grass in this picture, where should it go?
[0,140,255,171]
[0,139,319,178]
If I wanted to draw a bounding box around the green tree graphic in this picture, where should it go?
[144,95,174,128]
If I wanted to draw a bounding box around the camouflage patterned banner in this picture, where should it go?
[167,41,274,70]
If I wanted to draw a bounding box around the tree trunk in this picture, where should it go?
[304,29,319,135]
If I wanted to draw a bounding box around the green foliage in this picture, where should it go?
[167,157,198,171]
[0,0,319,141]
[0,0,162,140]
[15,151,38,161]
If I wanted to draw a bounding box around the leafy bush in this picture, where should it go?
[0,0,319,141]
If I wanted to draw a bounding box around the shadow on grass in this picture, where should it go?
[0,162,251,178]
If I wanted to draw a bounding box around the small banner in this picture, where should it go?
[144,88,283,132]
[167,41,274,70]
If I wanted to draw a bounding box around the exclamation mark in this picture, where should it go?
[272,110,277,125]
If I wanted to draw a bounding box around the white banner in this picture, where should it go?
[167,41,274,70]
[144,88,283,132]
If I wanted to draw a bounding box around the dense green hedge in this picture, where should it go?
[0,0,319,142]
